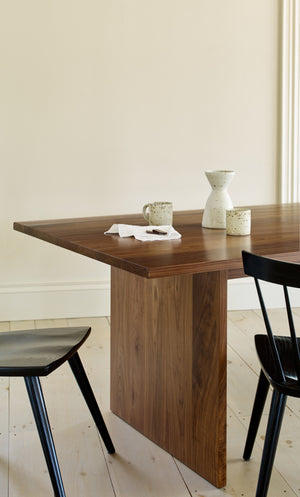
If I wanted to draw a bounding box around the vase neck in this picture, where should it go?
[205,171,235,191]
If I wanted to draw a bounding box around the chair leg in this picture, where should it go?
[255,389,286,497]
[24,376,66,497]
[68,352,115,454]
[243,370,269,460]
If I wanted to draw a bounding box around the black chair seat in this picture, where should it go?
[0,326,90,376]
[0,325,115,497]
[256,334,300,395]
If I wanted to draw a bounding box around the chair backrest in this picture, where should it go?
[242,250,300,384]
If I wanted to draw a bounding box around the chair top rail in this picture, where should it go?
[242,250,300,289]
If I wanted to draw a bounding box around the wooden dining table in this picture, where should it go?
[14,203,300,488]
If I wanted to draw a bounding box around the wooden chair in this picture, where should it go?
[0,325,115,497]
[242,250,300,497]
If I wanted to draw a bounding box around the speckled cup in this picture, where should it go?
[143,201,173,226]
[226,208,251,236]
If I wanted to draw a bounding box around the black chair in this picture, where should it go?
[0,325,115,497]
[242,250,300,497]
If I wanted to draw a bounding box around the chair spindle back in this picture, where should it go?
[242,251,300,384]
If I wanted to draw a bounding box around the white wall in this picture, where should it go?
[0,1,280,320]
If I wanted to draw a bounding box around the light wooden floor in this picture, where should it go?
[0,309,300,497]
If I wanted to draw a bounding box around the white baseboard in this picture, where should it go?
[0,281,111,321]
[228,278,259,310]
[1,278,299,322]
[228,277,300,310]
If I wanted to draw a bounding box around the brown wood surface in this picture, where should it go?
[13,203,300,488]
[14,203,300,279]
[111,268,227,487]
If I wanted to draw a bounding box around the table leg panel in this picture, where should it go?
[143,273,194,459]
[192,271,227,487]
[110,267,227,488]
[110,267,147,430]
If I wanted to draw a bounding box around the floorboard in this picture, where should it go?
[0,311,298,496]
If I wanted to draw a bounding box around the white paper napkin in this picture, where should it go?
[105,224,181,241]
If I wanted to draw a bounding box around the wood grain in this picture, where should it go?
[110,267,227,487]
[14,203,300,279]
[192,270,227,486]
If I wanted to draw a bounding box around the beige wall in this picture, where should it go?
[0,1,280,317]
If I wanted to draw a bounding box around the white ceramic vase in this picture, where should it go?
[202,170,235,229]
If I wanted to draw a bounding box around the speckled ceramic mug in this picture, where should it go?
[226,208,251,236]
[142,201,173,226]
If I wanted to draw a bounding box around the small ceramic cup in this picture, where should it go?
[143,201,173,226]
[226,208,251,236]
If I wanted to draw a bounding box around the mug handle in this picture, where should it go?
[142,203,150,222]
